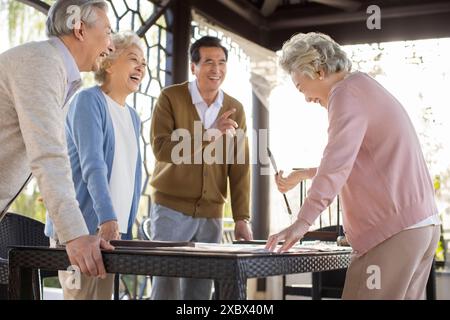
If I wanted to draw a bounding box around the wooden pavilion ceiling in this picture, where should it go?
[190,0,450,50]
[16,0,450,50]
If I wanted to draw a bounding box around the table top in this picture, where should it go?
[10,240,352,257]
[8,242,352,279]
[8,243,352,299]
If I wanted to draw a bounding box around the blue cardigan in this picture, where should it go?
[45,86,142,240]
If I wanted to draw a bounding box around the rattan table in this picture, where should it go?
[8,245,351,300]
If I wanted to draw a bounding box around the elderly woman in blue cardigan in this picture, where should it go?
[45,31,146,300]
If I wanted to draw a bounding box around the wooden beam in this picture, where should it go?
[309,0,361,12]
[261,0,280,17]
[136,0,174,37]
[269,2,450,29]
[190,0,268,48]
[16,0,50,14]
[267,11,450,49]
[217,0,266,26]
[165,0,191,85]
[252,93,270,241]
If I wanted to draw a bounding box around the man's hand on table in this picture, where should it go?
[234,220,253,241]
[65,235,115,279]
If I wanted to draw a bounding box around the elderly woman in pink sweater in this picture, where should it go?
[266,32,440,299]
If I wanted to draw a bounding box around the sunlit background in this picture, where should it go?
[1,0,449,254]
[2,0,450,300]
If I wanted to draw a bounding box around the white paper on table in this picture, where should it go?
[150,242,352,254]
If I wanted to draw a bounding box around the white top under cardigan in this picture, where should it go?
[103,92,138,233]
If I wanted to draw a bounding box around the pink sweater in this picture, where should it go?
[299,72,437,255]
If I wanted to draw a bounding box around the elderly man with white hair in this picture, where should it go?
[0,0,114,280]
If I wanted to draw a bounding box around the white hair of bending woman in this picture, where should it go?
[279,32,352,79]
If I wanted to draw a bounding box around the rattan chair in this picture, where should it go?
[0,258,8,299]
[0,212,53,299]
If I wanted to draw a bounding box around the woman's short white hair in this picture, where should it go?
[279,32,352,79]
[46,0,108,38]
[95,31,145,84]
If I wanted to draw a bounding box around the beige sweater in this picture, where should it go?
[0,40,88,243]
[150,82,250,221]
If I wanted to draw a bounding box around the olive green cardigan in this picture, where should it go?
[150,82,250,221]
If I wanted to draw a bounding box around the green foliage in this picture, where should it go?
[6,0,47,47]
[224,182,233,219]
[7,0,23,43]
[436,238,445,263]
[10,180,46,223]
[119,275,150,299]
[43,277,61,289]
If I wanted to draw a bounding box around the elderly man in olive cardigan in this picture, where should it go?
[150,36,253,300]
